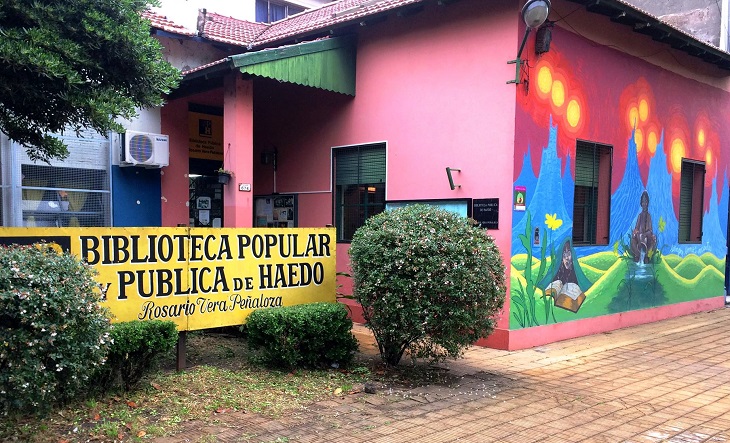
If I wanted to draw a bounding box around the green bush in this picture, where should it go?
[0,245,110,415]
[245,302,358,369]
[349,204,506,366]
[97,320,178,391]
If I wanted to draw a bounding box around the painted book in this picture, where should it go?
[544,280,586,313]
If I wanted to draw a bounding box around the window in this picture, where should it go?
[1,128,111,227]
[573,140,612,245]
[255,0,305,23]
[333,143,386,242]
[678,159,705,243]
[21,165,110,227]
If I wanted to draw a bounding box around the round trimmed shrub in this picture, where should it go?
[0,245,111,415]
[97,320,179,392]
[349,205,506,366]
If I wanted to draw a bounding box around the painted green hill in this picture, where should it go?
[567,259,626,318]
[511,254,537,271]
[673,254,708,280]
[579,251,617,271]
[508,250,725,331]
[579,263,604,285]
[662,254,682,268]
[659,259,724,303]
[700,252,725,274]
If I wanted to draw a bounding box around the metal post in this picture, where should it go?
[176,331,187,372]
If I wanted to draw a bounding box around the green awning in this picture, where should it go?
[230,36,356,96]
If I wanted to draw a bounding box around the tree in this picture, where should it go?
[349,204,506,366]
[0,0,180,162]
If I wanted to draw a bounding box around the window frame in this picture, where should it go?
[332,143,387,243]
[572,140,612,246]
[678,158,705,244]
[255,0,305,23]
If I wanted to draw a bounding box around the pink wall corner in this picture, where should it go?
[161,97,191,227]
[223,74,254,228]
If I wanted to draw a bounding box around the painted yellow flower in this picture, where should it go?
[545,213,563,231]
[658,216,666,233]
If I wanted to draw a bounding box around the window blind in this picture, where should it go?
[335,145,386,185]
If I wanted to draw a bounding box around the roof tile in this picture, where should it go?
[199,11,269,47]
[253,0,423,47]
[141,10,197,37]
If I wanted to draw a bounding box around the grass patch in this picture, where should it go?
[0,330,373,443]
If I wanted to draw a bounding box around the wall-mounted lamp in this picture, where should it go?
[507,0,551,85]
[446,167,461,190]
[261,146,279,192]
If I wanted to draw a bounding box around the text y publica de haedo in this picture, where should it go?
[80,232,332,301]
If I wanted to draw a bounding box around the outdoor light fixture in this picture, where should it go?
[508,0,551,84]
[446,167,461,190]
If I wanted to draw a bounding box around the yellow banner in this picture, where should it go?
[0,227,336,331]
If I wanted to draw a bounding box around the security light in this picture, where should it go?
[508,0,551,84]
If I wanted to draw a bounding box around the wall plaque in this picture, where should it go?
[473,198,499,230]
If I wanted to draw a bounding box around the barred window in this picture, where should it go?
[573,140,612,245]
[678,159,705,243]
[2,129,111,227]
[333,143,386,242]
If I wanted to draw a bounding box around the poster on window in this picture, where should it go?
[254,194,297,227]
[188,110,223,160]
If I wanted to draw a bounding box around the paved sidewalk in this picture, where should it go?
[156,307,730,443]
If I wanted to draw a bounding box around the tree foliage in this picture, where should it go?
[0,0,180,161]
[349,205,507,366]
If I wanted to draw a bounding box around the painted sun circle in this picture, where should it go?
[552,80,565,107]
[639,99,649,122]
[566,99,581,127]
[648,131,658,154]
[670,138,686,173]
[537,67,552,94]
[628,106,639,128]
[634,128,644,151]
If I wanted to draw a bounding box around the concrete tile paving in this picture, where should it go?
[154,307,730,443]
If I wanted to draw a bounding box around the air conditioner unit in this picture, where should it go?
[120,130,169,168]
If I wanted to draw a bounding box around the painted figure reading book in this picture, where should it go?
[540,240,591,313]
[630,190,657,264]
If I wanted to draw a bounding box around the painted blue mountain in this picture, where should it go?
[513,144,538,229]
[702,177,726,257]
[720,170,729,237]
[646,132,679,252]
[512,119,572,257]
[562,153,574,221]
[609,129,645,247]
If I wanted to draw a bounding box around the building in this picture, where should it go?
[6,0,730,349]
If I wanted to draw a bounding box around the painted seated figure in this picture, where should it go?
[630,190,657,264]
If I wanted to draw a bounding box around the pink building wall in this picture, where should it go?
[250,0,521,331]
[158,0,730,349]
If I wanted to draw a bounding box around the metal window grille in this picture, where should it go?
[2,129,112,227]
[333,143,386,242]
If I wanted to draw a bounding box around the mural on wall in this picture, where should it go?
[510,32,727,330]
